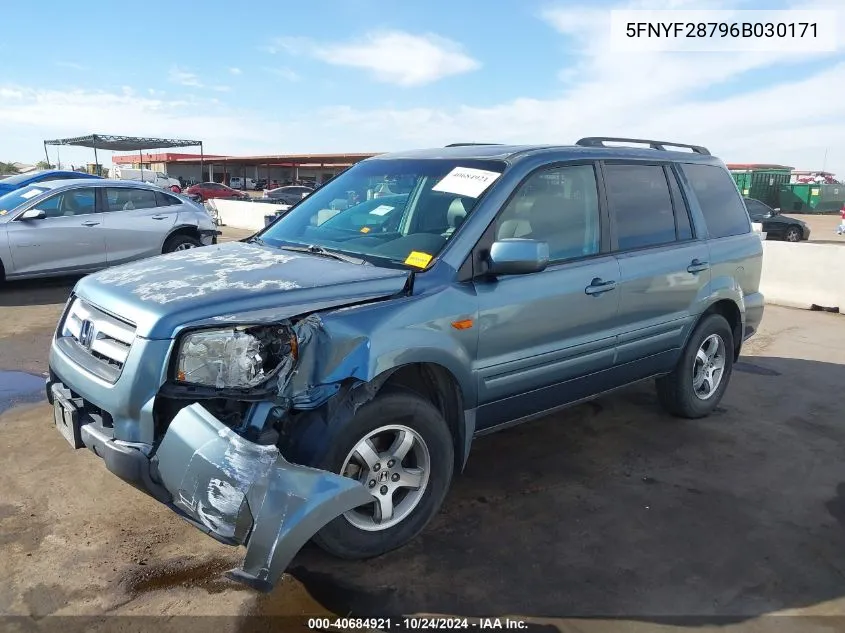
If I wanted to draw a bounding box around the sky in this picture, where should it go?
[0,0,842,175]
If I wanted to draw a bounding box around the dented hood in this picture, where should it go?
[74,241,410,339]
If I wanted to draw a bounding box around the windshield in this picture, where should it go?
[259,158,506,268]
[0,185,50,214]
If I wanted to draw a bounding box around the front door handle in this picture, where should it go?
[81,221,100,227]
[585,278,617,296]
[151,215,168,220]
[687,259,710,274]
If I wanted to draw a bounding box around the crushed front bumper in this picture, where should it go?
[47,381,372,592]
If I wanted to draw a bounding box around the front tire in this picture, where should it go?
[656,313,734,419]
[163,233,202,253]
[313,389,454,560]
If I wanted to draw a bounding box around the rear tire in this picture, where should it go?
[163,233,202,253]
[656,313,734,419]
[312,389,454,560]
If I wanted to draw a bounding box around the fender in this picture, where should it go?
[278,285,479,469]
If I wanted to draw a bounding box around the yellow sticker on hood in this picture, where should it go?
[404,251,433,268]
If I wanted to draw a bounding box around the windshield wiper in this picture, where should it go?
[279,244,367,265]
[245,235,266,245]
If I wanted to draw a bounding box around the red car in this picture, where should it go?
[186,182,250,202]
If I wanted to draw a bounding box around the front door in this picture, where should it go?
[6,186,107,277]
[603,162,710,373]
[473,163,621,430]
[102,186,177,265]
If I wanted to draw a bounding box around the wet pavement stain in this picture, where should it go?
[121,557,249,596]
[734,361,782,377]
[0,371,46,415]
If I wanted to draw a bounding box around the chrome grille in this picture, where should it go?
[60,298,136,380]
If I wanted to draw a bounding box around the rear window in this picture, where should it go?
[155,191,181,207]
[682,164,750,238]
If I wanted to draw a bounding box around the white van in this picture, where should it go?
[229,177,258,190]
[112,167,182,192]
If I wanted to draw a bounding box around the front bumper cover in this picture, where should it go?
[51,382,372,592]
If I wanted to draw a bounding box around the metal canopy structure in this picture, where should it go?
[43,134,203,176]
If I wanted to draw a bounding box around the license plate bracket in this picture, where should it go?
[53,393,84,449]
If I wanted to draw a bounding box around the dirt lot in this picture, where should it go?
[1,229,845,632]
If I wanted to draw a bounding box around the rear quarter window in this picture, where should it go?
[682,164,751,238]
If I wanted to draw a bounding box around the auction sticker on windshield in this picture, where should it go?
[432,167,501,198]
[369,205,394,216]
[21,188,45,200]
[404,251,433,268]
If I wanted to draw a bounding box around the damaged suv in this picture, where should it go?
[47,138,764,591]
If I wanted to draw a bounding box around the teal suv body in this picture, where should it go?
[47,138,764,591]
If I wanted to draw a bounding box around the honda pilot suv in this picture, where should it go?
[47,138,764,591]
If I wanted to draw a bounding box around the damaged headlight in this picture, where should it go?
[174,326,297,389]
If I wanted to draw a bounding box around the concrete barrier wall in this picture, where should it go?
[208,199,290,231]
[760,241,844,311]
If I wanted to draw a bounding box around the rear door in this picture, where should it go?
[101,186,177,265]
[603,162,710,375]
[474,163,622,430]
[5,186,107,276]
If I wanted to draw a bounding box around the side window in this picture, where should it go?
[35,188,96,218]
[495,164,601,262]
[744,199,769,220]
[605,164,676,250]
[105,187,157,212]
[155,191,180,207]
[666,166,693,241]
[681,164,751,238]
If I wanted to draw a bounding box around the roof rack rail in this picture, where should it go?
[444,143,502,147]
[576,137,710,156]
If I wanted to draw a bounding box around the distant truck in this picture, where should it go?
[112,167,182,193]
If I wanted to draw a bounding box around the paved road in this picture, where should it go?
[1,240,844,632]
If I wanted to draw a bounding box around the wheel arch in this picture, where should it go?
[161,225,201,252]
[695,299,743,361]
[282,361,472,476]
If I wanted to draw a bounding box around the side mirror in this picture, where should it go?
[20,208,46,220]
[487,239,549,276]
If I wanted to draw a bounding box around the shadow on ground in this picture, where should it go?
[0,276,79,307]
[242,355,845,625]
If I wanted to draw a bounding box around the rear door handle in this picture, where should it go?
[585,278,617,296]
[81,221,100,227]
[687,259,710,274]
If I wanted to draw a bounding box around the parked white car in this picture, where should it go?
[112,167,182,193]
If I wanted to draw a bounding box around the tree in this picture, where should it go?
[35,160,54,170]
[0,161,20,175]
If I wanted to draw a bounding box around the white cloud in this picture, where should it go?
[0,85,290,164]
[56,61,87,71]
[229,67,242,75]
[262,67,300,82]
[273,30,480,86]
[169,66,203,88]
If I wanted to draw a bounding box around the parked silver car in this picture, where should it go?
[0,179,218,281]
